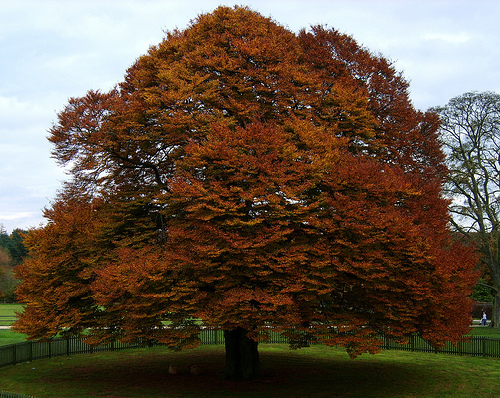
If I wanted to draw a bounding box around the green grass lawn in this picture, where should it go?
[1,311,500,397]
[2,303,500,396]
[1,344,500,397]
[0,303,23,326]
[468,326,500,338]
[0,303,23,316]
[0,329,27,345]
[0,303,26,345]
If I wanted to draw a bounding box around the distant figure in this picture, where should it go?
[481,311,488,326]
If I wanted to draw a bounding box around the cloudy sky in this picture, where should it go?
[1,0,499,233]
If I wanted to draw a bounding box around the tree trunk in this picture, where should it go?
[492,292,500,328]
[490,271,500,328]
[223,327,261,380]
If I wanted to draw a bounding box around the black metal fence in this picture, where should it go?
[1,329,500,370]
[379,334,500,357]
[0,392,37,398]
[0,338,145,368]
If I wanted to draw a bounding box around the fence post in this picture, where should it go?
[483,337,487,357]
[12,344,16,366]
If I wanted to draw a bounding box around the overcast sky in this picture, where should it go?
[1,0,499,233]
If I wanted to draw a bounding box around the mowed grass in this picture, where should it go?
[2,302,500,397]
[0,303,23,326]
[0,303,26,345]
[0,304,27,344]
[0,329,27,345]
[468,326,500,338]
[1,344,500,398]
[0,303,23,316]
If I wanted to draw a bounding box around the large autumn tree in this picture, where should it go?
[15,6,477,380]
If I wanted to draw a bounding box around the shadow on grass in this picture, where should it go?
[0,345,464,397]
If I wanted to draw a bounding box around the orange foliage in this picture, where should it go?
[15,6,477,357]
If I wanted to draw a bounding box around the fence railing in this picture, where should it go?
[379,334,500,358]
[1,329,500,370]
[0,391,37,398]
[0,316,17,326]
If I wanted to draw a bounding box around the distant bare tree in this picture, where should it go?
[434,91,500,327]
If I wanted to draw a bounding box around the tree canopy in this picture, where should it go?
[14,6,478,380]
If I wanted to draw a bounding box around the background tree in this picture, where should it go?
[9,229,28,265]
[434,91,500,327]
[0,226,27,266]
[15,6,478,380]
[0,226,15,258]
[0,247,16,301]
[0,226,26,301]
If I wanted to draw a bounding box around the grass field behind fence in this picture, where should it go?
[0,304,21,327]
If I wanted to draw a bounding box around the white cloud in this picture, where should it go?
[1,0,500,231]
[0,212,34,221]
[424,32,471,44]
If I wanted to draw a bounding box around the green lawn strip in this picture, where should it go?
[468,327,500,338]
[0,303,23,326]
[0,303,24,316]
[0,329,28,345]
[0,303,27,345]
[0,344,499,398]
